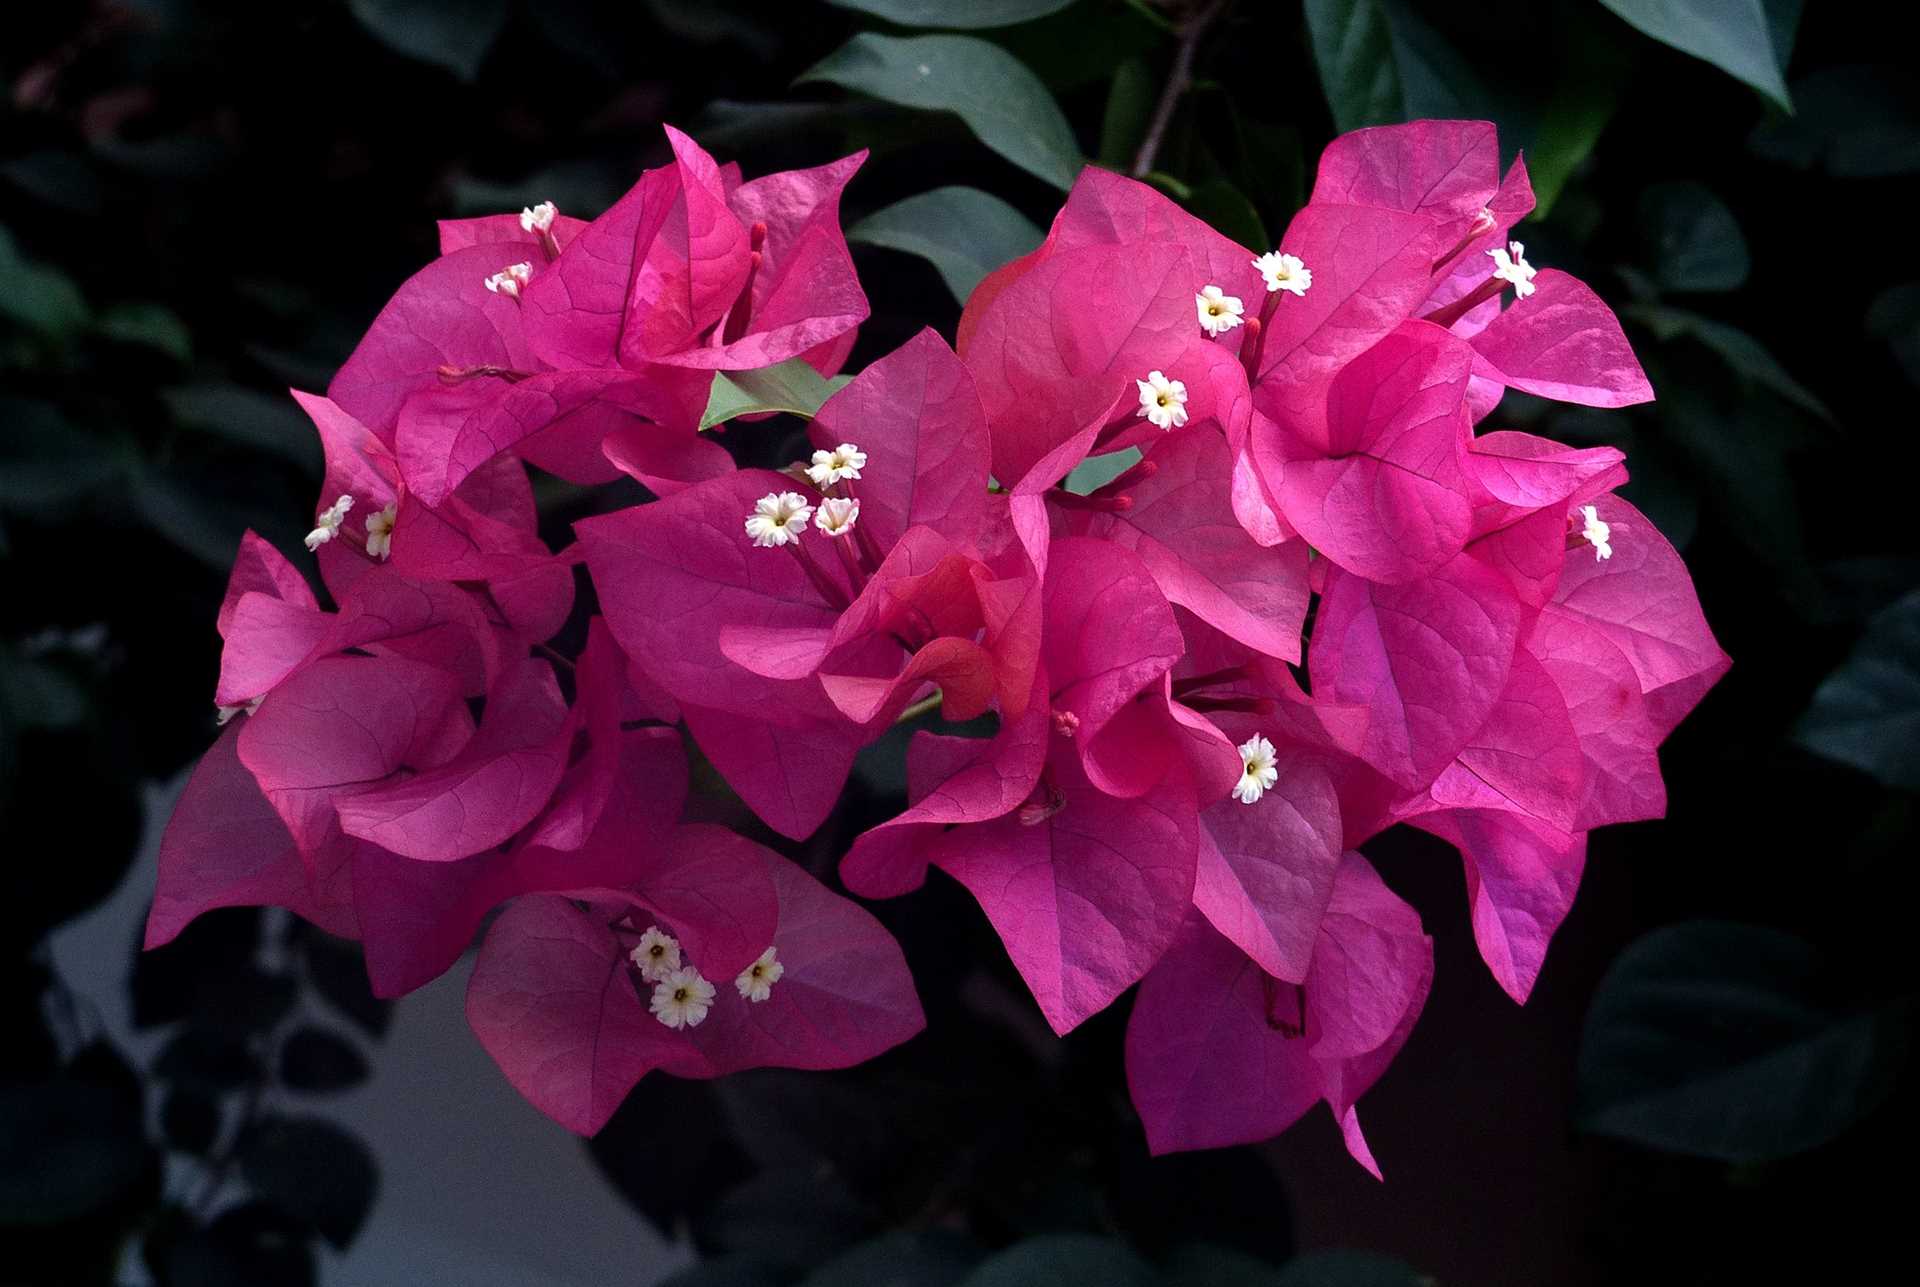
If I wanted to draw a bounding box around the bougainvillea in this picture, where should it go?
[151,120,1726,1173]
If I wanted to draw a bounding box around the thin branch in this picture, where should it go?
[1131,0,1233,179]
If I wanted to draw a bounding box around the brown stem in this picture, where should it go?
[1130,0,1233,179]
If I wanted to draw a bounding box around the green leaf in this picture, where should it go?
[1302,0,1496,134]
[1182,181,1267,254]
[799,1230,983,1287]
[1749,67,1920,176]
[800,33,1082,190]
[1063,447,1140,496]
[700,361,851,431]
[1636,182,1750,292]
[0,397,121,513]
[961,1235,1159,1287]
[1796,590,1920,789]
[1273,1250,1425,1286]
[0,226,90,339]
[1629,305,1830,422]
[1577,922,1907,1162]
[848,186,1045,304]
[827,0,1078,27]
[161,382,324,471]
[1866,283,1920,387]
[1098,57,1156,170]
[1595,0,1792,111]
[347,0,507,81]
[96,301,192,363]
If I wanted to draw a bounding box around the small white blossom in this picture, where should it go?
[649,967,716,1030]
[304,494,354,551]
[483,261,534,297]
[364,502,397,561]
[1195,284,1245,337]
[1487,240,1536,299]
[1253,251,1311,297]
[520,201,558,233]
[814,497,860,538]
[734,947,785,1003]
[215,696,263,725]
[806,442,867,487]
[630,926,681,982]
[1233,733,1279,805]
[1580,505,1613,561]
[1135,370,1189,430]
[744,491,814,547]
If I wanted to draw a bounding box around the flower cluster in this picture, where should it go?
[152,120,1726,1169]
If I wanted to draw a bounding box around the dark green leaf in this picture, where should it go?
[827,0,1078,27]
[1164,1244,1286,1287]
[1796,590,1920,789]
[800,33,1082,190]
[164,1202,317,1287]
[1637,182,1750,292]
[346,0,507,81]
[1273,1250,1424,1286]
[0,226,90,339]
[1063,447,1140,496]
[238,1114,379,1249]
[161,383,323,472]
[1577,922,1908,1162]
[1182,181,1266,254]
[278,1027,371,1093]
[1099,58,1155,170]
[96,301,193,362]
[701,360,850,430]
[799,1230,983,1287]
[960,1235,1159,1287]
[302,931,393,1038]
[1749,67,1920,175]
[1303,0,1494,134]
[1595,0,1791,110]
[0,398,120,514]
[849,186,1045,304]
[1630,305,1830,422]
[695,1170,874,1272]
[1866,282,1920,387]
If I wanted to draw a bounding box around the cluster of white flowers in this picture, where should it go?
[632,925,783,1029]
[746,442,868,548]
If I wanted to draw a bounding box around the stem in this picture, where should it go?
[895,689,945,724]
[1130,0,1232,179]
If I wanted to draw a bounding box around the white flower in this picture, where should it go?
[649,967,716,1030]
[215,696,263,725]
[1135,370,1189,430]
[814,497,860,538]
[304,494,354,551]
[1253,251,1311,297]
[520,201,557,233]
[1233,733,1279,805]
[744,491,814,547]
[630,926,681,982]
[1580,505,1613,561]
[734,946,785,1003]
[1487,240,1536,299]
[1195,284,1245,337]
[483,261,534,297]
[364,502,397,561]
[806,442,867,487]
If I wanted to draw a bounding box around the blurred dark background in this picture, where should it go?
[3,1,1915,1283]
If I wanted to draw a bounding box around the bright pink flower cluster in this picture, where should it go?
[153,120,1727,1169]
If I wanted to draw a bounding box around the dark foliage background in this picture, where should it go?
[3,1,1915,1283]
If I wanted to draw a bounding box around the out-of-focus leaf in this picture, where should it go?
[160,1087,222,1156]
[1637,182,1750,292]
[1525,13,1626,217]
[0,150,108,215]
[828,0,1078,26]
[993,0,1162,92]
[701,360,851,430]
[1749,67,1920,175]
[799,33,1082,190]
[302,931,393,1038]
[238,1114,378,1249]
[1763,0,1804,67]
[1866,283,1920,387]
[0,226,91,339]
[799,1230,983,1287]
[97,301,193,363]
[0,398,121,513]
[1303,0,1494,133]
[0,1078,152,1225]
[1796,590,1920,789]
[0,652,92,731]
[849,186,1045,304]
[1182,180,1266,253]
[1164,1244,1286,1287]
[451,158,630,220]
[657,1258,786,1287]
[164,1202,317,1287]
[644,0,781,56]
[694,1170,873,1273]
[347,0,507,81]
[1272,1250,1424,1286]
[1578,922,1908,1162]
[161,383,322,472]
[692,100,857,152]
[960,1235,1159,1286]
[1063,447,1141,496]
[1596,0,1792,110]
[1630,305,1831,422]
[1099,57,1155,170]
[278,1027,370,1093]
[154,1029,258,1093]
